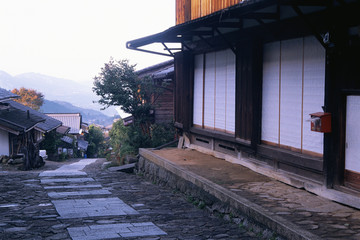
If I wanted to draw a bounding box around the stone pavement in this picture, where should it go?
[139,148,360,240]
[0,158,260,239]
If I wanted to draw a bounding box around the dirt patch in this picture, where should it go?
[0,158,82,173]
[152,148,271,187]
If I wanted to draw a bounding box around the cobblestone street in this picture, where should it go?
[0,158,258,240]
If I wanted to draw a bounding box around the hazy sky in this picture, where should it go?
[0,0,175,83]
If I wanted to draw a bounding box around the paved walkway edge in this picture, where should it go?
[139,148,321,240]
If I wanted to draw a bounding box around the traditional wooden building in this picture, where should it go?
[137,60,175,124]
[127,0,360,207]
[0,88,62,169]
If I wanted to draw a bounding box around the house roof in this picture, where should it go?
[126,0,360,56]
[61,135,73,145]
[56,125,71,135]
[46,113,81,135]
[0,88,19,102]
[77,139,89,151]
[4,100,62,133]
[137,60,174,80]
[0,103,45,134]
[0,119,24,135]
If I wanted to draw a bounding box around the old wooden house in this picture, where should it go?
[137,60,175,124]
[0,88,62,169]
[46,113,88,156]
[127,0,360,207]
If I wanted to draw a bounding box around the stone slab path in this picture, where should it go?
[39,159,166,239]
[0,158,257,239]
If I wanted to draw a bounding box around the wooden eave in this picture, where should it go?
[126,0,360,56]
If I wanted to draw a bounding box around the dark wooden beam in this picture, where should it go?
[254,18,265,25]
[291,5,327,49]
[187,30,213,36]
[162,43,175,57]
[215,28,236,54]
[279,0,330,6]
[181,41,192,51]
[212,21,243,29]
[198,35,214,48]
[244,12,279,20]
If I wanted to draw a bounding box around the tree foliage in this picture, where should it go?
[93,59,159,120]
[85,125,105,158]
[94,58,177,164]
[39,131,62,156]
[11,87,44,111]
[108,120,176,164]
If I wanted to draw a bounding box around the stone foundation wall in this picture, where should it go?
[137,155,282,240]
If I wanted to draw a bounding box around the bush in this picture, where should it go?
[109,120,176,165]
[85,125,105,158]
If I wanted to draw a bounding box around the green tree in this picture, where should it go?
[39,131,62,157]
[108,120,135,163]
[94,58,176,163]
[93,59,156,119]
[85,125,105,158]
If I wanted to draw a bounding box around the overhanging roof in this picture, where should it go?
[136,60,174,80]
[0,103,45,134]
[126,0,360,56]
[5,100,62,133]
[0,88,19,102]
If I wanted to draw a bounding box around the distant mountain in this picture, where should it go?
[0,70,14,89]
[41,100,118,126]
[0,70,120,117]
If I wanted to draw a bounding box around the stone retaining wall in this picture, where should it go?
[137,155,282,240]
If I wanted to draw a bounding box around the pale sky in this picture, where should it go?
[0,0,175,83]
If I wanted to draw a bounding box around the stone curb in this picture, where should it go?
[139,148,322,240]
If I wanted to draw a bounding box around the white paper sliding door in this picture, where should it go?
[279,38,303,149]
[261,36,325,156]
[193,54,204,127]
[192,49,235,135]
[345,96,360,174]
[302,36,325,154]
[225,50,236,133]
[215,50,227,131]
[204,52,216,129]
[262,42,280,144]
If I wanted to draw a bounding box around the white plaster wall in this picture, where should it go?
[0,129,9,156]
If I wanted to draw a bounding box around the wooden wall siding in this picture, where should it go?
[153,82,174,124]
[176,0,191,25]
[176,0,242,25]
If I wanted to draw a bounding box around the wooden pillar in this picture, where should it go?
[235,39,262,148]
[323,26,347,188]
[174,51,193,132]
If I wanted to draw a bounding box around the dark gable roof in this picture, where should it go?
[0,88,19,101]
[56,125,71,135]
[78,139,89,151]
[0,119,24,134]
[136,60,174,79]
[0,103,45,133]
[4,100,62,133]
